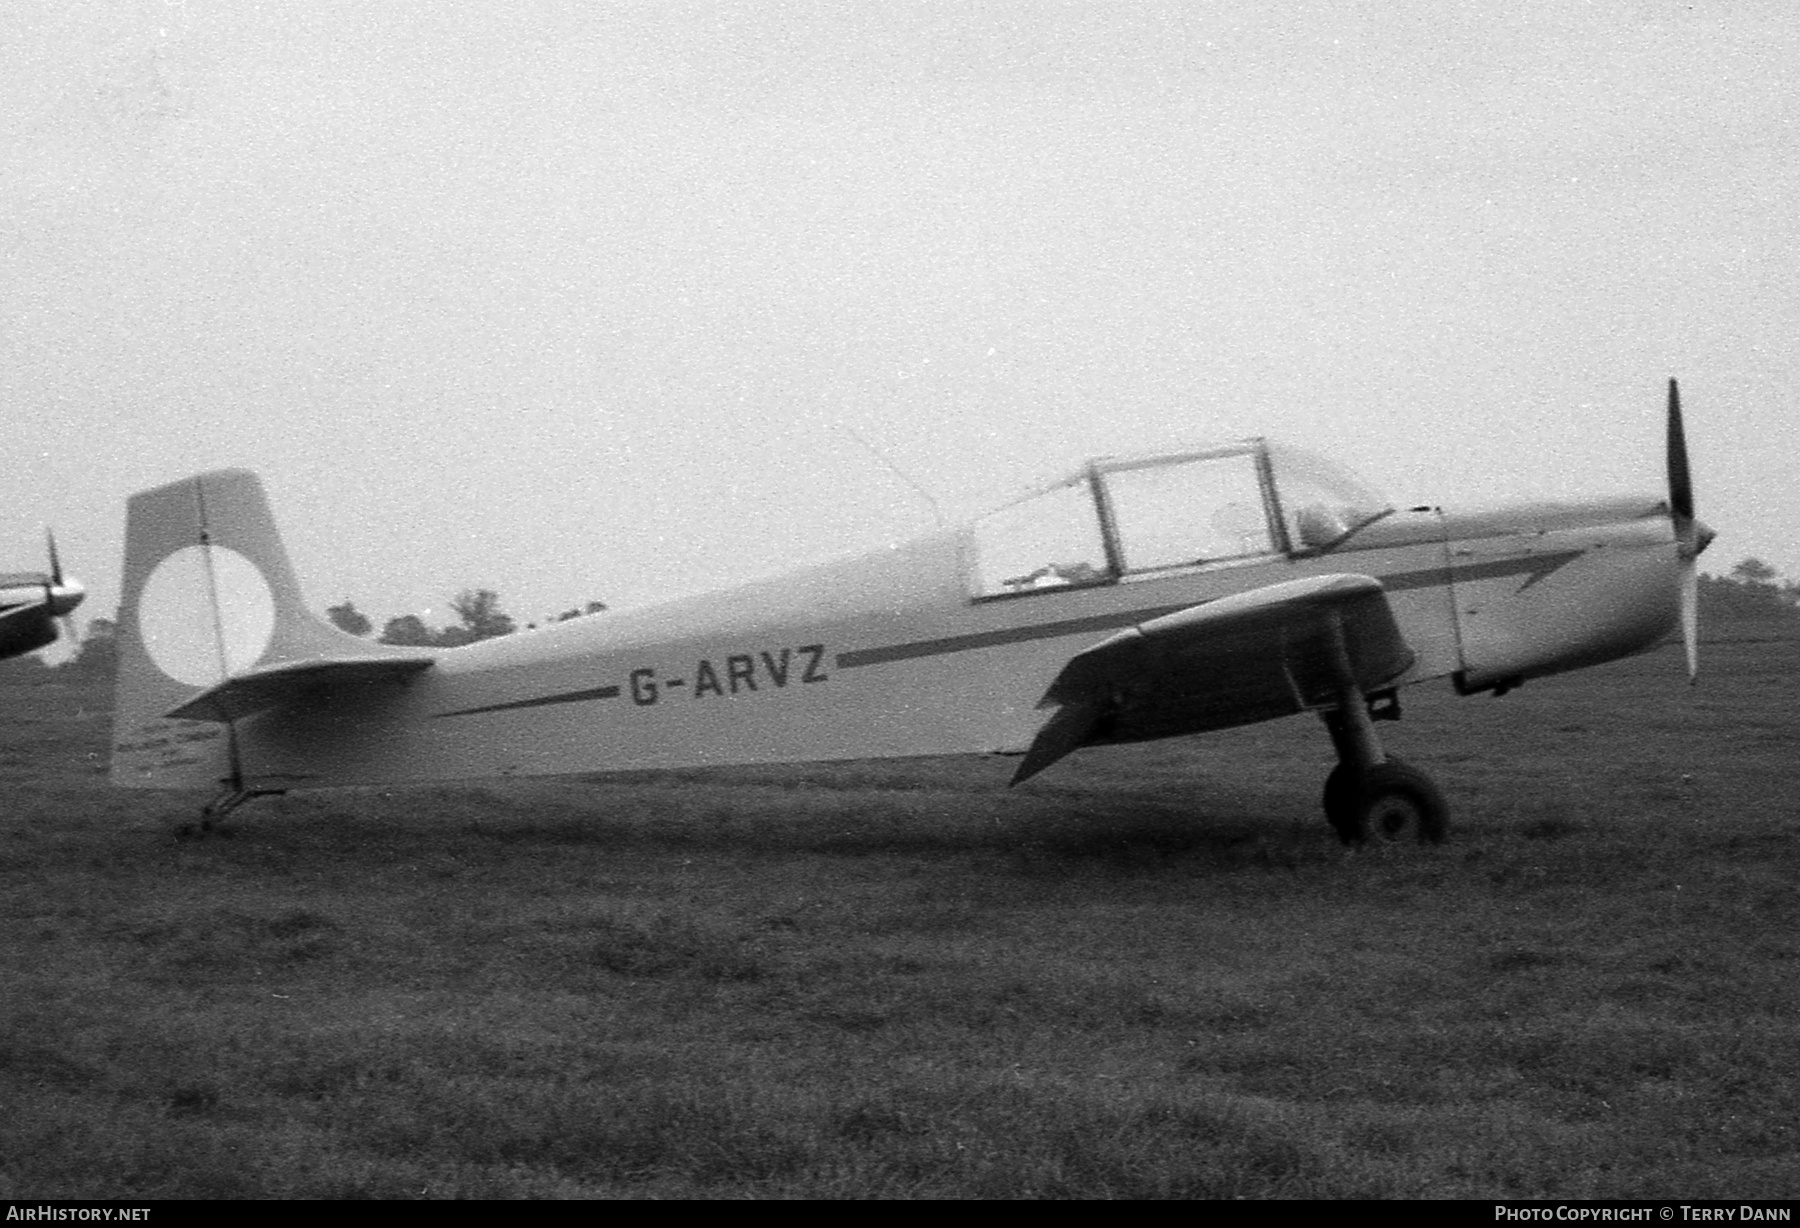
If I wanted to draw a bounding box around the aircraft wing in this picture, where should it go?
[0,595,49,624]
[165,656,436,723]
[1012,573,1413,784]
[0,593,57,660]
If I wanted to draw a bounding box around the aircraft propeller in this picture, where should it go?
[41,528,84,642]
[1665,378,1710,682]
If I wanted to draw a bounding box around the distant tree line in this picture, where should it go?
[327,589,520,648]
[1698,558,1800,623]
[325,590,608,647]
[10,589,607,682]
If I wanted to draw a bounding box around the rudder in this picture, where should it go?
[111,469,399,789]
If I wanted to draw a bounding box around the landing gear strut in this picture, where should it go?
[176,732,286,839]
[176,785,285,839]
[1318,620,1448,845]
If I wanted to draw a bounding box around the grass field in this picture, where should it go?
[2,639,1797,1198]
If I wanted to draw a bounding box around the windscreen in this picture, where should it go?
[1264,443,1392,553]
[970,476,1111,597]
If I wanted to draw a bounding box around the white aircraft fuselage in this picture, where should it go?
[110,442,1691,824]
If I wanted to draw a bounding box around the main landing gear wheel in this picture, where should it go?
[1321,762,1358,840]
[1323,756,1448,846]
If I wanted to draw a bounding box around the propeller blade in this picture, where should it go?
[45,527,63,587]
[1665,378,1702,682]
[1666,378,1696,550]
[1680,558,1699,684]
[38,528,84,629]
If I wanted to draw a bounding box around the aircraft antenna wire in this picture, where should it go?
[842,424,946,530]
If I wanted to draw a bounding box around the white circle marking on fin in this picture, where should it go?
[139,545,276,687]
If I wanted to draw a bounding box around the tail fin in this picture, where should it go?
[113,469,428,789]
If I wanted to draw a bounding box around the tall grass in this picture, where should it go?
[1,643,1796,1197]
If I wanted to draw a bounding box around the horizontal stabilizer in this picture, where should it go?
[1012,573,1413,784]
[166,655,435,724]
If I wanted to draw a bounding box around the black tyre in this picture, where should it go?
[1354,757,1448,844]
[1324,757,1449,845]
[1321,762,1360,842]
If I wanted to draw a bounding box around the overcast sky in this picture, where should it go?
[5,1,1796,645]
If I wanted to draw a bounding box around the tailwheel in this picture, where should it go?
[1324,757,1448,846]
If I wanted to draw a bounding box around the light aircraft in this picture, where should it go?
[111,381,1710,841]
[0,533,85,662]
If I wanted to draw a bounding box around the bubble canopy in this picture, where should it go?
[971,439,1393,598]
